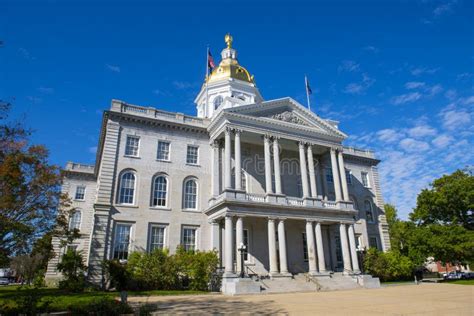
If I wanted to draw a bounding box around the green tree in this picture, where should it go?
[56,249,87,292]
[411,169,474,230]
[0,101,63,265]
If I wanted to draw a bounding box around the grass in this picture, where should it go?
[381,280,415,285]
[442,279,474,285]
[0,285,208,312]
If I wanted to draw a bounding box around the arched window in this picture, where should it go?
[119,171,136,204]
[365,200,374,223]
[214,96,223,110]
[152,175,168,207]
[69,210,81,230]
[183,178,198,209]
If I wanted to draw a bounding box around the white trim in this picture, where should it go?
[117,169,137,206]
[151,173,169,208]
[183,176,199,211]
[181,225,199,251]
[157,140,171,162]
[148,223,168,252]
[74,185,86,201]
[124,135,140,158]
[186,145,200,165]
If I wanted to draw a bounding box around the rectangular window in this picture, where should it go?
[346,170,352,185]
[74,186,86,200]
[125,136,140,157]
[302,232,308,261]
[66,245,78,253]
[182,227,197,252]
[186,145,199,164]
[157,141,170,161]
[113,224,131,260]
[369,236,378,249]
[326,168,334,183]
[361,172,370,187]
[149,225,165,251]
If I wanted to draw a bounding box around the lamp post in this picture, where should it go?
[356,245,366,274]
[238,242,247,278]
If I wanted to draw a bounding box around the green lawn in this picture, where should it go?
[0,285,208,312]
[381,280,415,285]
[443,279,474,285]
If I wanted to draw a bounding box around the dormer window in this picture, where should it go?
[214,96,223,109]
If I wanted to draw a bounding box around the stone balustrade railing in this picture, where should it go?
[343,146,375,159]
[110,99,209,128]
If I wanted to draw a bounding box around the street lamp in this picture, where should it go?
[238,242,247,278]
[356,245,366,274]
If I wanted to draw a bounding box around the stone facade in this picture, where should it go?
[46,37,389,292]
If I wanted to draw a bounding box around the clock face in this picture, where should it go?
[214,96,223,109]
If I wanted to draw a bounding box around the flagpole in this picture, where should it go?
[205,46,210,117]
[305,75,311,111]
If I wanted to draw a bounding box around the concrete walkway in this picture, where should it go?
[128,283,473,315]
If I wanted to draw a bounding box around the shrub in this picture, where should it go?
[103,259,130,291]
[106,248,219,291]
[364,248,415,282]
[57,249,87,292]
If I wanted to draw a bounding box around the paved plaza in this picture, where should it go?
[129,283,473,315]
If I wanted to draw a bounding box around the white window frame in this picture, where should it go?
[68,210,81,231]
[302,232,308,262]
[186,145,199,165]
[74,185,86,201]
[361,171,370,188]
[157,140,171,161]
[346,170,352,185]
[124,135,140,157]
[118,171,137,205]
[326,168,334,183]
[369,236,379,250]
[151,174,168,208]
[183,177,198,210]
[148,224,167,252]
[181,226,198,252]
[113,223,133,260]
[365,200,375,223]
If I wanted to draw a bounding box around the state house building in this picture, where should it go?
[46,35,389,294]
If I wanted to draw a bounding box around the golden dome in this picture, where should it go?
[207,34,255,84]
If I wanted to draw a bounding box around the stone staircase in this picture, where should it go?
[259,276,319,293]
[316,273,361,291]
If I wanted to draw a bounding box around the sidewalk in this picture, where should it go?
[127,283,473,315]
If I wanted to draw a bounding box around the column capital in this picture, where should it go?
[263,133,273,141]
[224,126,233,134]
[298,140,307,148]
[305,219,315,223]
[267,217,278,222]
[210,139,221,148]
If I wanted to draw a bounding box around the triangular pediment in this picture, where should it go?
[225,97,347,139]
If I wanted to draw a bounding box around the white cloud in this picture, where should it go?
[364,46,379,53]
[433,1,455,17]
[88,146,97,154]
[18,47,35,60]
[461,96,474,105]
[407,125,437,138]
[391,92,422,105]
[172,81,197,90]
[432,134,453,147]
[405,81,425,89]
[338,60,360,72]
[343,73,375,95]
[444,89,457,101]
[376,129,401,143]
[457,73,472,81]
[428,84,443,96]
[411,67,439,76]
[399,138,430,152]
[441,110,471,130]
[106,64,121,73]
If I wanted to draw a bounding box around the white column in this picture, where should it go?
[264,135,273,194]
[330,148,342,201]
[273,137,282,195]
[235,217,244,274]
[211,141,220,196]
[234,130,242,190]
[348,224,360,273]
[337,150,349,201]
[224,216,234,276]
[278,219,289,274]
[298,141,309,198]
[267,218,278,275]
[224,128,232,190]
[315,222,327,273]
[339,223,352,274]
[305,221,317,274]
[210,220,220,251]
[307,145,318,198]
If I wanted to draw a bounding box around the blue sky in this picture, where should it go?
[1,0,473,218]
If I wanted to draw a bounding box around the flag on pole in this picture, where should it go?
[305,75,312,110]
[305,76,312,95]
[208,49,215,74]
